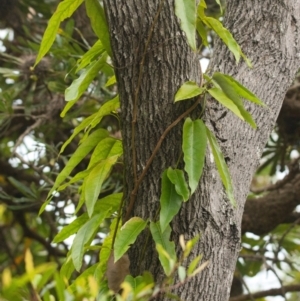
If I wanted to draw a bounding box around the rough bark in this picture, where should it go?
[104,1,300,300]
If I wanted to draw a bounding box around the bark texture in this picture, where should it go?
[104,0,300,300]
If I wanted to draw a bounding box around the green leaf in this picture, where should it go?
[76,40,105,73]
[213,72,265,106]
[85,155,120,217]
[52,214,89,243]
[114,217,147,262]
[35,0,84,66]
[178,266,186,282]
[208,87,244,120]
[184,234,200,258]
[62,54,107,117]
[175,0,197,50]
[7,177,36,199]
[166,168,189,201]
[149,222,176,261]
[60,254,75,280]
[40,129,108,214]
[199,12,251,67]
[105,75,116,87]
[182,118,207,194]
[205,126,236,207]
[159,171,183,233]
[60,95,119,152]
[71,211,109,271]
[174,81,203,102]
[85,0,112,57]
[212,73,257,128]
[187,255,202,276]
[155,244,175,276]
[88,138,123,168]
[196,19,208,47]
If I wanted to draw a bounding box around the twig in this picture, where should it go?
[229,284,300,301]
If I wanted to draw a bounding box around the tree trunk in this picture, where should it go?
[104,0,300,300]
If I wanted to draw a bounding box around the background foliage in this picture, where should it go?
[0,0,299,300]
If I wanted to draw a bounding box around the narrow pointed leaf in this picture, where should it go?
[182,118,207,194]
[62,55,107,117]
[85,155,119,217]
[41,129,108,214]
[175,0,197,50]
[213,72,265,106]
[205,126,236,207]
[150,222,176,261]
[166,168,189,201]
[85,0,112,56]
[175,81,203,102]
[35,0,84,66]
[212,73,257,128]
[114,217,147,262]
[160,170,183,232]
[156,244,175,276]
[71,212,109,271]
[208,88,244,120]
[60,95,119,152]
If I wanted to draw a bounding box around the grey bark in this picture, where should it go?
[104,0,300,300]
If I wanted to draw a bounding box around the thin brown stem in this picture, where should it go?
[125,95,202,222]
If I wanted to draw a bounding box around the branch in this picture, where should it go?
[230,284,300,301]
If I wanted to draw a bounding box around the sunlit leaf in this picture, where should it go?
[85,155,120,217]
[174,81,203,102]
[182,118,207,194]
[156,244,175,276]
[35,0,84,66]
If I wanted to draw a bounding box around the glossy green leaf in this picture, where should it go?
[182,118,207,194]
[150,222,176,261]
[156,244,175,276]
[85,155,120,217]
[166,168,189,201]
[114,217,147,262]
[184,234,200,258]
[35,0,84,66]
[60,95,119,152]
[213,72,265,106]
[205,126,236,207]
[62,54,107,117]
[208,87,244,120]
[174,81,203,102]
[71,212,109,271]
[159,170,183,233]
[85,0,112,57]
[212,73,257,128]
[76,40,105,72]
[175,0,197,50]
